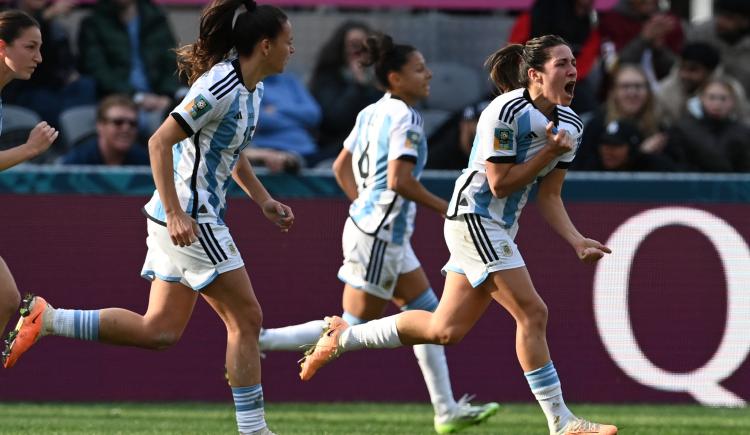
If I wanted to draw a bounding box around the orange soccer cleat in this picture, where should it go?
[298,316,348,381]
[2,294,47,369]
[560,418,618,435]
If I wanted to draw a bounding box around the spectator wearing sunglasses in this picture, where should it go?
[61,94,149,165]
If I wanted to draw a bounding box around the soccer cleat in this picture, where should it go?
[559,417,618,435]
[241,427,276,435]
[434,394,500,434]
[298,316,348,381]
[2,294,48,369]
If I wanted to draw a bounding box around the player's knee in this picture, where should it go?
[227,303,263,337]
[144,329,183,350]
[431,324,467,346]
[518,300,548,333]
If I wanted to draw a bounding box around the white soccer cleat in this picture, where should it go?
[557,417,618,435]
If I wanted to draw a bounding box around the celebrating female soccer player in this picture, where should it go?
[0,10,57,336]
[258,33,499,434]
[300,35,618,435]
[3,1,293,434]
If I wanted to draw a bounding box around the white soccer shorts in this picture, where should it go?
[141,219,244,291]
[337,217,421,300]
[442,213,525,287]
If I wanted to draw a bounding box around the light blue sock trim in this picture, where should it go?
[342,311,365,326]
[400,288,439,312]
[524,361,560,392]
[232,384,264,412]
[73,310,100,341]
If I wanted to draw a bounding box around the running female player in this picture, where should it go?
[300,35,618,435]
[3,1,293,434]
[258,33,499,434]
[0,9,57,336]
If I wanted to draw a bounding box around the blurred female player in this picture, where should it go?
[258,33,499,434]
[299,35,619,435]
[0,10,57,336]
[3,1,293,434]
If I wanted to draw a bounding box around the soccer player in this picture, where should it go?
[258,33,499,434]
[2,1,293,434]
[0,10,58,336]
[300,35,619,435]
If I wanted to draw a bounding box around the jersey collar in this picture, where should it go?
[523,88,559,126]
[231,58,255,92]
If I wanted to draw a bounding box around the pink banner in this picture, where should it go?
[0,195,748,405]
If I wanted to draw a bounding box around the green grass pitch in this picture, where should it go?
[0,402,748,434]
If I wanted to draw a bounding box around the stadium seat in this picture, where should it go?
[59,105,97,150]
[0,105,45,161]
[425,62,482,112]
[421,108,452,138]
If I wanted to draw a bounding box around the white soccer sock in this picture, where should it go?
[339,315,402,351]
[413,344,457,417]
[258,320,326,351]
[524,361,574,434]
[43,306,71,337]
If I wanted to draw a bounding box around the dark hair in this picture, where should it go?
[97,94,138,121]
[175,0,287,84]
[681,42,721,71]
[0,9,39,44]
[484,34,570,93]
[361,33,417,88]
[311,20,371,83]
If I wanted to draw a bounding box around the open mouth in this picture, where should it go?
[564,81,576,97]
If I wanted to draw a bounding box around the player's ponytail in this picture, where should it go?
[485,34,570,93]
[0,10,39,45]
[361,33,416,89]
[176,0,287,84]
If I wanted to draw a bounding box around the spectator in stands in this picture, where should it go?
[425,96,490,170]
[577,119,676,171]
[663,77,750,172]
[77,0,182,136]
[688,0,750,98]
[656,42,721,124]
[599,0,684,84]
[247,72,321,171]
[2,0,96,133]
[574,64,666,170]
[61,94,148,166]
[508,0,600,113]
[309,21,381,160]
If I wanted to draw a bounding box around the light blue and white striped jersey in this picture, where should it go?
[144,58,263,225]
[344,93,428,245]
[447,88,583,238]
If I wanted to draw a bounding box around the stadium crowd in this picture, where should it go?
[0,0,749,173]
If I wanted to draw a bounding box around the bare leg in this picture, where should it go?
[483,267,549,371]
[200,267,261,387]
[0,257,21,334]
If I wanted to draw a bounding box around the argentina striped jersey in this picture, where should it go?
[447,88,583,237]
[144,58,262,225]
[344,93,428,245]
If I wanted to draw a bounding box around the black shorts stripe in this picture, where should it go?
[199,224,223,263]
[198,238,218,265]
[448,170,477,218]
[498,96,524,122]
[373,239,387,285]
[202,224,228,261]
[215,78,241,100]
[365,239,379,282]
[465,215,488,264]
[469,214,499,261]
[208,71,236,92]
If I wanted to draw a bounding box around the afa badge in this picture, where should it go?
[499,241,513,257]
[184,94,212,120]
[405,130,421,149]
[493,128,513,151]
